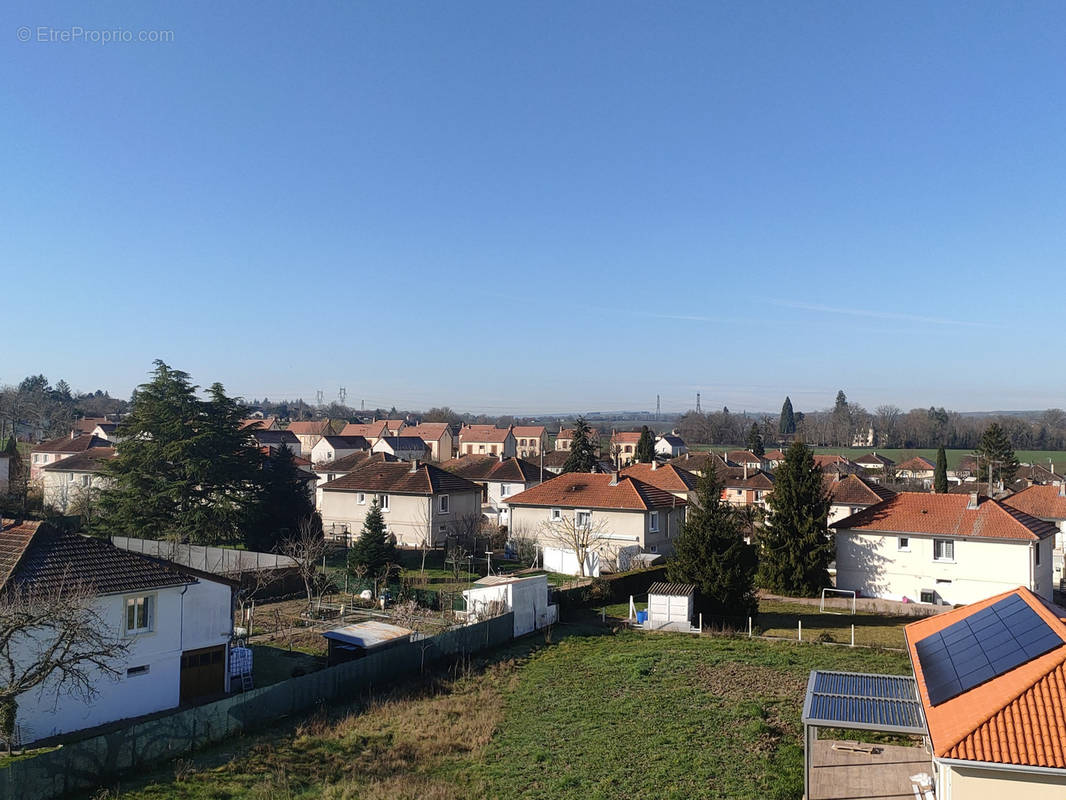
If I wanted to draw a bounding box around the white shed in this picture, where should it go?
[462,574,558,637]
[646,582,695,628]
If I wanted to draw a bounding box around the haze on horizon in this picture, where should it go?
[6,2,1065,414]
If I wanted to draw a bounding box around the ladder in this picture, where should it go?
[239,669,253,692]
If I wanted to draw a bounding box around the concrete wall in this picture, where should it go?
[835,530,1053,606]
[319,488,481,547]
[940,762,1066,800]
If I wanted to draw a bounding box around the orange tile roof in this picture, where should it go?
[341,421,390,438]
[286,420,332,435]
[905,588,1066,767]
[611,431,643,444]
[826,474,896,506]
[505,472,685,511]
[813,454,854,468]
[400,423,450,442]
[1003,484,1066,521]
[764,449,786,460]
[32,433,111,455]
[832,492,1057,541]
[620,463,698,494]
[727,450,764,464]
[239,417,277,430]
[557,428,600,440]
[511,425,545,438]
[897,455,936,472]
[855,451,895,466]
[459,426,512,443]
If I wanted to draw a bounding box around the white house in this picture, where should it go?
[1003,484,1066,582]
[654,432,687,459]
[371,436,429,463]
[824,473,896,527]
[250,429,301,452]
[312,450,377,510]
[895,455,937,487]
[441,455,549,528]
[458,425,516,458]
[1,519,235,744]
[318,458,482,546]
[40,447,116,513]
[461,574,558,637]
[832,492,1056,606]
[310,435,370,466]
[29,433,111,482]
[285,420,335,456]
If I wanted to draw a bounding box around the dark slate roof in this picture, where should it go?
[253,430,300,447]
[32,433,111,454]
[315,450,381,473]
[319,435,370,450]
[648,582,695,597]
[377,436,428,450]
[0,520,193,595]
[41,448,117,473]
[321,459,480,495]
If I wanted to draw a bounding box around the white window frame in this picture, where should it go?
[933,538,954,562]
[124,594,154,635]
[576,510,591,528]
[550,507,562,521]
[500,483,510,497]
[357,492,366,505]
[898,536,910,552]
[649,511,659,532]
[439,494,450,514]
[380,494,390,512]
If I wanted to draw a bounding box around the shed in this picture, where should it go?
[462,574,558,637]
[322,620,414,666]
[646,582,695,628]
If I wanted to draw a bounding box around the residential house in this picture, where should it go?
[620,462,699,502]
[90,422,122,443]
[340,420,406,443]
[399,423,455,462]
[250,429,301,453]
[239,417,279,431]
[511,426,548,459]
[903,587,1066,798]
[312,451,380,511]
[554,427,600,454]
[611,431,643,466]
[763,449,786,469]
[285,420,337,457]
[1,519,234,744]
[371,436,430,462]
[726,450,767,472]
[853,452,895,472]
[1016,463,1065,487]
[540,451,570,475]
[29,433,111,482]
[1004,484,1066,582]
[895,455,937,487]
[458,425,516,458]
[309,435,370,466]
[654,432,687,459]
[832,492,1056,605]
[441,454,549,528]
[318,459,481,546]
[40,448,116,513]
[721,468,775,510]
[824,473,896,527]
[812,454,859,475]
[667,450,735,476]
[504,471,687,574]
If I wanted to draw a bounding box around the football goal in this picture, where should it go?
[820,587,856,615]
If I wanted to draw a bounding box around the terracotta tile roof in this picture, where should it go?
[400,423,450,442]
[1004,485,1066,521]
[0,519,192,595]
[511,426,545,438]
[504,472,685,511]
[813,454,854,468]
[32,433,111,455]
[541,451,570,467]
[763,449,786,461]
[1018,464,1063,484]
[41,447,117,473]
[727,450,765,464]
[459,426,512,443]
[321,459,480,495]
[721,469,775,490]
[611,431,643,444]
[252,430,300,448]
[441,455,549,484]
[826,474,897,506]
[239,417,277,430]
[621,463,698,494]
[72,417,109,434]
[832,492,1057,541]
[905,588,1066,768]
[340,421,388,439]
[667,451,734,472]
[286,420,332,435]
[855,452,896,466]
[897,455,936,472]
[557,427,600,440]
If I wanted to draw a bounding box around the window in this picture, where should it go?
[357,492,366,505]
[381,494,390,511]
[576,510,591,528]
[500,484,510,497]
[439,494,450,514]
[33,454,40,464]
[550,507,561,521]
[80,474,90,486]
[439,524,447,534]
[126,665,150,677]
[933,538,954,562]
[490,445,498,455]
[478,445,486,454]
[125,595,153,634]
[327,473,336,482]
[625,445,633,453]
[898,537,910,551]
[1036,544,1041,566]
[649,511,659,532]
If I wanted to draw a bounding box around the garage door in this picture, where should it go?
[180,645,227,703]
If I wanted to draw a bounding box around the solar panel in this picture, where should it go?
[916,595,1063,706]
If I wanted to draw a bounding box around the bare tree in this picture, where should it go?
[445,513,484,580]
[0,575,129,751]
[280,516,329,615]
[540,513,613,578]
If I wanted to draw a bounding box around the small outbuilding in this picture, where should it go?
[322,620,414,666]
[646,582,695,629]
[462,574,558,637]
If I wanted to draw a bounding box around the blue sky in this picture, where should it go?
[3,2,1065,414]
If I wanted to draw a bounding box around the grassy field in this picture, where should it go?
[694,444,1066,470]
[97,625,911,800]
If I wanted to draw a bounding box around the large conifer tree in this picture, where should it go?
[759,441,832,595]
[562,417,597,473]
[747,423,764,457]
[246,445,314,551]
[634,426,655,464]
[348,500,398,585]
[976,422,1019,486]
[934,445,948,494]
[779,397,795,436]
[667,464,758,627]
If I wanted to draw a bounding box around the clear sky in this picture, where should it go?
[4,2,1065,415]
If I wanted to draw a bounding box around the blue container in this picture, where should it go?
[636,610,648,624]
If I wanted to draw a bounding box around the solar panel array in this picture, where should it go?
[916,594,1063,706]
[806,672,925,732]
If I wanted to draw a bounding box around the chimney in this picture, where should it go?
[1059,483,1065,498]
[743,463,749,480]
[409,458,419,473]
[609,471,619,486]
[967,492,979,509]
[498,452,505,462]
[651,460,659,470]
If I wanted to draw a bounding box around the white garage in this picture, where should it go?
[646,582,695,629]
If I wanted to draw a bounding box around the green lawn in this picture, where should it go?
[99,628,911,800]
[249,644,325,686]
